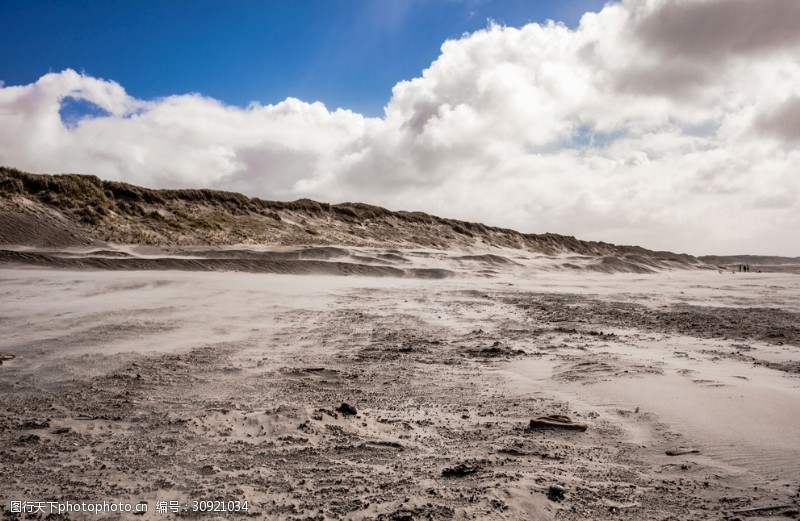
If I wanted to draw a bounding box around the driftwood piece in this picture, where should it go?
[731,504,799,517]
[665,448,701,456]
[529,415,588,432]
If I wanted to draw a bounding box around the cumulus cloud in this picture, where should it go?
[1,0,799,255]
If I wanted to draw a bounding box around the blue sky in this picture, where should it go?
[1,0,605,116]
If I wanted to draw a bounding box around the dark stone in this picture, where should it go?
[441,463,481,478]
[547,485,565,501]
[15,434,41,445]
[19,420,50,430]
[337,402,358,416]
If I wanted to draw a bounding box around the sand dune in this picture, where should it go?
[0,248,441,278]
[0,244,713,279]
[1,167,703,270]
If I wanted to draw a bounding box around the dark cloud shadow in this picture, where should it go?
[635,0,800,60]
[756,96,800,143]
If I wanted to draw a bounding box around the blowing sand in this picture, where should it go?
[1,263,799,520]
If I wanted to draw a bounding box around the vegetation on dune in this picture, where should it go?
[0,166,699,261]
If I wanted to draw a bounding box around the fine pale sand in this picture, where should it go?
[1,259,799,520]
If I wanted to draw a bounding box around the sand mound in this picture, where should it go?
[0,249,454,279]
[0,211,95,248]
[455,254,520,265]
[587,256,657,274]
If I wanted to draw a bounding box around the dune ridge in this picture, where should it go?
[0,167,699,265]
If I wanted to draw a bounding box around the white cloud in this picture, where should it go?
[1,0,799,255]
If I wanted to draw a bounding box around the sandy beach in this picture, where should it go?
[1,258,798,520]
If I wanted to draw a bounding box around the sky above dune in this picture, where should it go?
[1,0,799,256]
